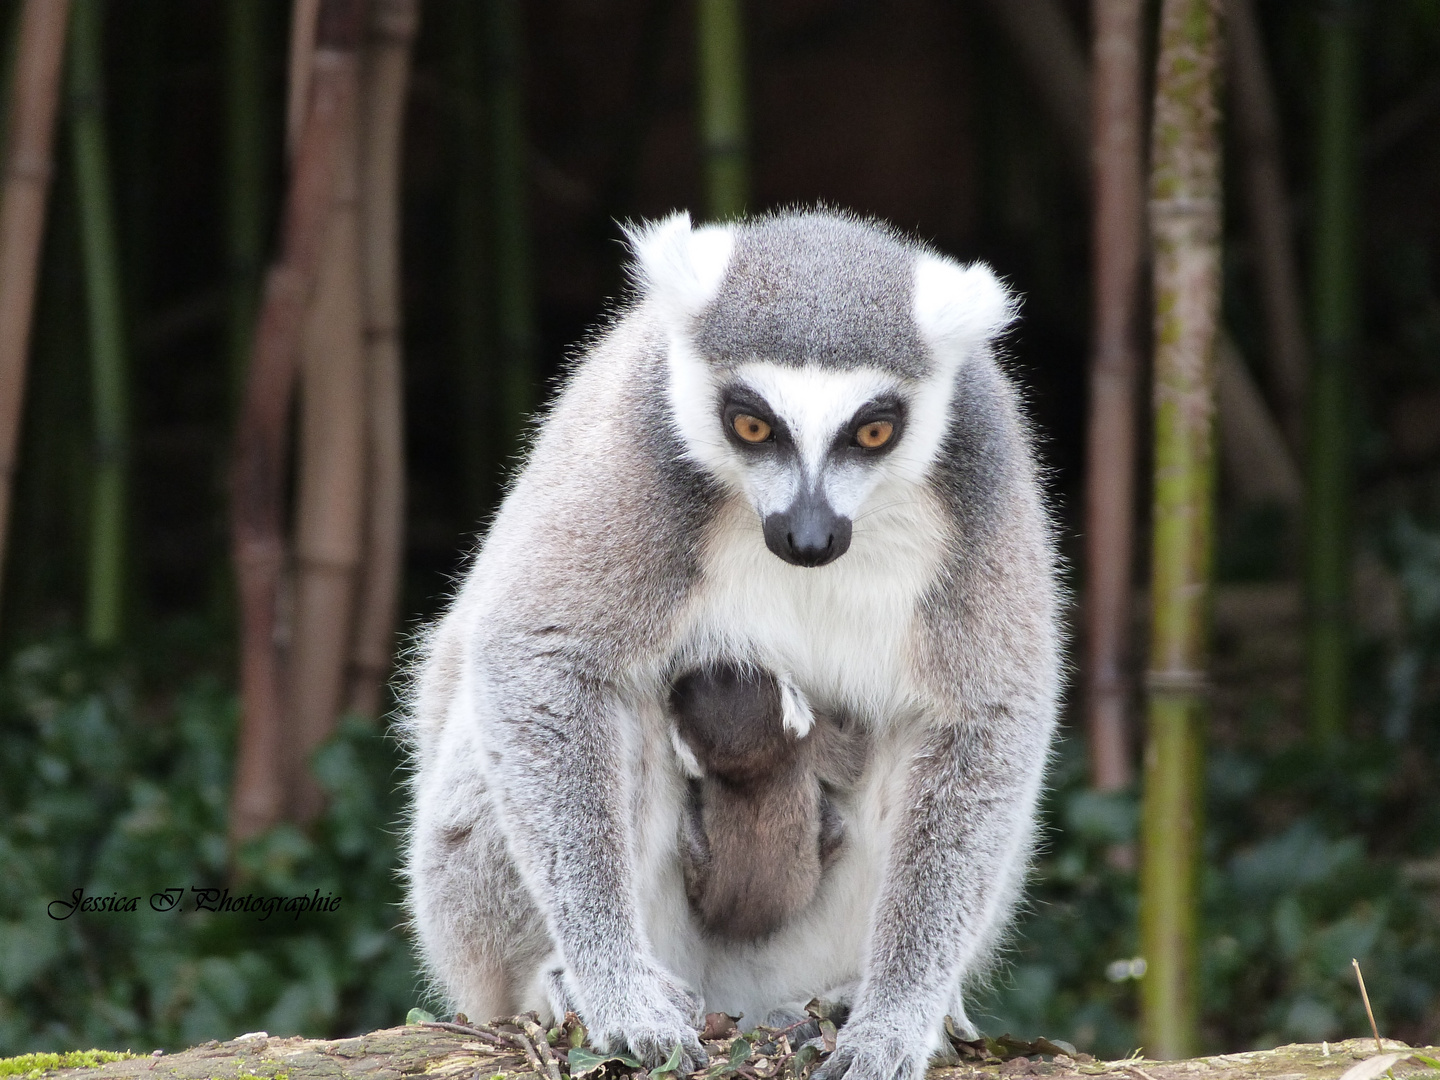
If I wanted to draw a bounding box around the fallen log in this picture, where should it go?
[7,1029,1438,1080]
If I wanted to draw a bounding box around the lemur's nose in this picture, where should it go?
[786,522,837,566]
[763,488,852,567]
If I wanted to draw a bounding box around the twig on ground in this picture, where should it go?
[518,1016,565,1080]
[419,1020,513,1051]
[1352,958,1383,1054]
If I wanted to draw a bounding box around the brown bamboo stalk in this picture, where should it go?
[286,0,322,163]
[287,61,367,824]
[346,0,418,719]
[229,0,366,845]
[0,0,70,615]
[1081,0,1146,794]
[1226,0,1308,454]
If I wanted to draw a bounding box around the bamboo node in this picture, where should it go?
[1148,196,1222,220]
[3,153,52,182]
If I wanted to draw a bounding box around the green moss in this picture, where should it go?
[0,1050,137,1078]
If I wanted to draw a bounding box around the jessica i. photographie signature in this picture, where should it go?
[46,886,343,921]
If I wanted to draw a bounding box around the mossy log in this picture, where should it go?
[9,1030,1438,1080]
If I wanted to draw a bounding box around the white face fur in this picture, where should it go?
[629,212,1015,567]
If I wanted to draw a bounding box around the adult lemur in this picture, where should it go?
[406,210,1062,1080]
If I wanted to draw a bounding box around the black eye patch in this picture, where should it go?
[836,396,906,454]
[719,387,789,448]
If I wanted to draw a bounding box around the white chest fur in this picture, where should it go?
[671,485,948,720]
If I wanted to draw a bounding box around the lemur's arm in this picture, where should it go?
[482,649,707,1071]
[813,719,1047,1080]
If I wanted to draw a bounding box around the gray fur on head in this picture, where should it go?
[404,207,1061,1080]
[694,212,931,376]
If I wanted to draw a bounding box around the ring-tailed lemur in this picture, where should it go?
[405,209,1062,1080]
[670,662,864,941]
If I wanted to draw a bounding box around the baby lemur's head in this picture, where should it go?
[669,663,800,786]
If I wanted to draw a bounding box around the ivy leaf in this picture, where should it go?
[651,1043,686,1079]
[729,1039,752,1068]
[790,1043,820,1078]
[568,1048,643,1077]
[406,1008,437,1025]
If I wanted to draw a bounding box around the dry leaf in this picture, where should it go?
[1337,1053,1404,1080]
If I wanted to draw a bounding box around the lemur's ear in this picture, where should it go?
[912,255,1016,368]
[624,212,735,327]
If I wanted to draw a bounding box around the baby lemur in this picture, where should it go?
[670,663,862,940]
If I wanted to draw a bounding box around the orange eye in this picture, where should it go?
[856,420,894,449]
[733,414,772,443]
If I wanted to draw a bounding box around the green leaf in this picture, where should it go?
[568,1048,643,1077]
[1412,1058,1440,1071]
[791,1043,820,1076]
[406,1007,437,1025]
[652,1043,685,1078]
[729,1039,752,1067]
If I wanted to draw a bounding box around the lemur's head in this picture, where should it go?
[628,209,1014,568]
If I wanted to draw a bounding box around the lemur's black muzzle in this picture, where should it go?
[763,488,852,567]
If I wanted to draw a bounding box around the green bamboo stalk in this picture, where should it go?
[68,0,128,648]
[1140,0,1224,1060]
[1305,1,1360,751]
[488,0,536,446]
[696,0,747,219]
[224,0,271,407]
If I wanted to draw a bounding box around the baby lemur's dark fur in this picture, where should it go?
[670,663,864,941]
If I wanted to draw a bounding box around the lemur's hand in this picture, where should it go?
[811,1018,929,1080]
[584,960,708,1074]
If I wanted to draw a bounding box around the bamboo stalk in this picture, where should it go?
[286,0,321,163]
[488,0,537,444]
[0,0,70,617]
[224,0,271,406]
[346,0,418,719]
[1305,1,1360,751]
[1139,0,1224,1060]
[68,0,129,648]
[287,44,367,825]
[1227,0,1309,455]
[0,6,24,156]
[696,0,747,218]
[1081,0,1146,795]
[229,0,366,844]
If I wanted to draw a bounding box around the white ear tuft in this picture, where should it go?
[912,255,1016,366]
[625,211,735,323]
